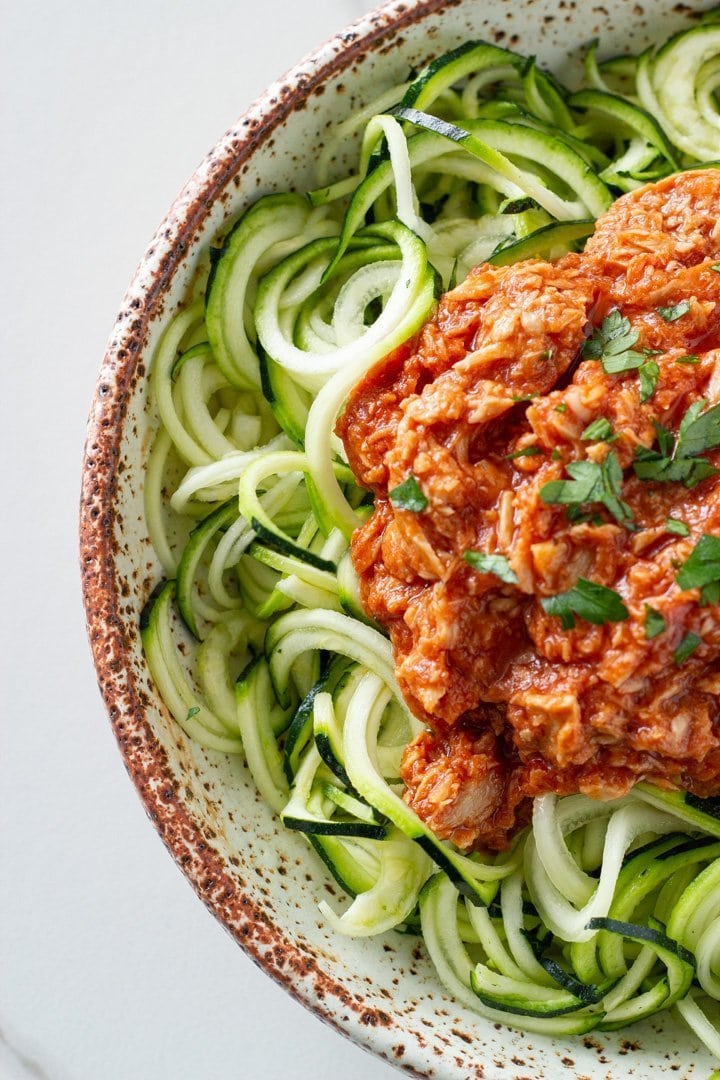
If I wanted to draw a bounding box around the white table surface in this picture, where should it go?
[1,2,400,1077]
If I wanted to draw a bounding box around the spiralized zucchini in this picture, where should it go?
[141,18,720,1057]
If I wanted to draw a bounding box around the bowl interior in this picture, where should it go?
[82,1,716,1075]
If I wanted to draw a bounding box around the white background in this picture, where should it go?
[1,2,399,1077]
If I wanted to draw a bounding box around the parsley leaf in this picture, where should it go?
[555,403,568,414]
[638,360,660,403]
[463,551,518,584]
[676,355,700,365]
[674,632,702,665]
[676,534,720,603]
[702,581,720,605]
[388,474,428,512]
[657,300,691,322]
[675,400,720,458]
[540,450,632,523]
[541,578,629,630]
[644,605,666,640]
[583,310,635,358]
[633,401,720,488]
[186,706,201,720]
[634,447,717,488]
[655,421,675,458]
[541,461,604,505]
[666,518,690,537]
[581,418,614,442]
[602,349,646,375]
[506,446,544,459]
[584,310,644,374]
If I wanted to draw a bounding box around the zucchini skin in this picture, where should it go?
[488,219,594,265]
[635,784,720,839]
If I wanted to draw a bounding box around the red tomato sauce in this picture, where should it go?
[338,170,720,851]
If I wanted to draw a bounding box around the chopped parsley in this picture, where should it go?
[633,401,720,488]
[584,310,644,374]
[676,534,720,604]
[541,578,629,630]
[673,401,720,458]
[388,474,428,512]
[666,518,690,537]
[581,418,614,442]
[554,403,568,414]
[463,551,518,585]
[657,300,691,322]
[540,450,632,524]
[638,360,660,403]
[676,355,700,365]
[643,605,666,640]
[506,446,544,459]
[551,449,562,461]
[702,582,720,605]
[601,351,646,376]
[186,706,201,720]
[674,632,702,665]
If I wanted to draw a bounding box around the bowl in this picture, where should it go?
[80,1,715,1075]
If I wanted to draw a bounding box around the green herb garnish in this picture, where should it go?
[186,706,201,720]
[644,605,666,640]
[581,418,614,442]
[633,401,720,488]
[638,360,660,403]
[674,401,720,458]
[676,355,700,365]
[676,534,720,604]
[540,450,632,523]
[666,518,690,537]
[388,474,428,512]
[674,632,702,665]
[541,578,629,630]
[554,403,568,414]
[584,310,644,374]
[463,551,518,585]
[506,446,544,459]
[657,300,691,322]
[702,582,720,605]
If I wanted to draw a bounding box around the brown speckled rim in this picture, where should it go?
[80,3,452,1078]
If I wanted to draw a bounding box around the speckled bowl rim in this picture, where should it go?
[80,3,460,1077]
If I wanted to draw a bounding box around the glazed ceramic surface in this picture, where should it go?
[80,2,715,1076]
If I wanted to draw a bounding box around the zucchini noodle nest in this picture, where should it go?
[141,12,720,1056]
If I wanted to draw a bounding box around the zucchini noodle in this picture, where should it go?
[140,19,720,1057]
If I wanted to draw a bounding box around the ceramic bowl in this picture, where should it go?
[80,1,715,1075]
